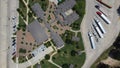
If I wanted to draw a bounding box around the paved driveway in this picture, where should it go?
[81,0,120,68]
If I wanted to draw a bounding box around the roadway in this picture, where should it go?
[81,0,120,68]
[7,0,19,67]
[0,0,9,68]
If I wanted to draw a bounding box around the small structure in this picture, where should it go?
[36,64,41,68]
[49,0,58,5]
[77,50,82,55]
[31,3,45,20]
[69,64,74,68]
[72,36,80,42]
[50,31,64,49]
[27,20,48,44]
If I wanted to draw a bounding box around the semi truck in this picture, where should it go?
[94,18,106,34]
[96,0,112,9]
[93,22,104,38]
[88,32,96,49]
[96,11,111,24]
[95,5,107,16]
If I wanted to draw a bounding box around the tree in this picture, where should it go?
[65,39,72,44]
[113,36,120,49]
[109,49,120,60]
[76,45,80,49]
[45,54,50,60]
[28,11,32,17]
[71,50,77,56]
[57,50,61,53]
[97,62,110,68]
[19,48,26,53]
[41,60,44,64]
[21,41,24,44]
[117,6,120,16]
[52,57,56,60]
[62,63,69,68]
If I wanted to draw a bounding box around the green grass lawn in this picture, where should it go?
[70,0,86,30]
[28,11,35,24]
[40,60,58,68]
[52,30,85,68]
[18,16,26,31]
[19,0,27,17]
[18,0,27,30]
[77,32,84,50]
[52,44,86,68]
[18,56,27,63]
[61,30,75,43]
[61,31,84,50]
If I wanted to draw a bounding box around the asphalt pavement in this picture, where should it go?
[0,0,9,68]
[81,0,120,68]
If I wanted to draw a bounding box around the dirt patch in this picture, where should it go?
[102,57,120,67]
[16,29,38,57]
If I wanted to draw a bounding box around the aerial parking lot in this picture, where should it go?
[81,0,120,68]
[1,0,120,68]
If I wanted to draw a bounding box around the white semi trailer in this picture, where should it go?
[94,18,106,34]
[93,23,104,38]
[88,32,96,49]
[96,11,111,24]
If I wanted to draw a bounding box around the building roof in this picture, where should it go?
[65,9,73,16]
[69,64,74,68]
[61,11,79,26]
[54,0,79,26]
[31,3,44,19]
[49,0,58,5]
[55,0,76,13]
[27,20,48,44]
[36,64,41,68]
[50,31,64,49]
[72,36,80,41]
[56,11,79,26]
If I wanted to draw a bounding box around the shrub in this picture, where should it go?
[62,63,69,68]
[45,54,50,60]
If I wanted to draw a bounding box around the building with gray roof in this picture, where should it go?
[60,11,79,26]
[69,64,74,68]
[72,36,80,42]
[27,20,48,44]
[50,31,64,49]
[31,3,44,20]
[54,0,79,26]
[55,0,76,14]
